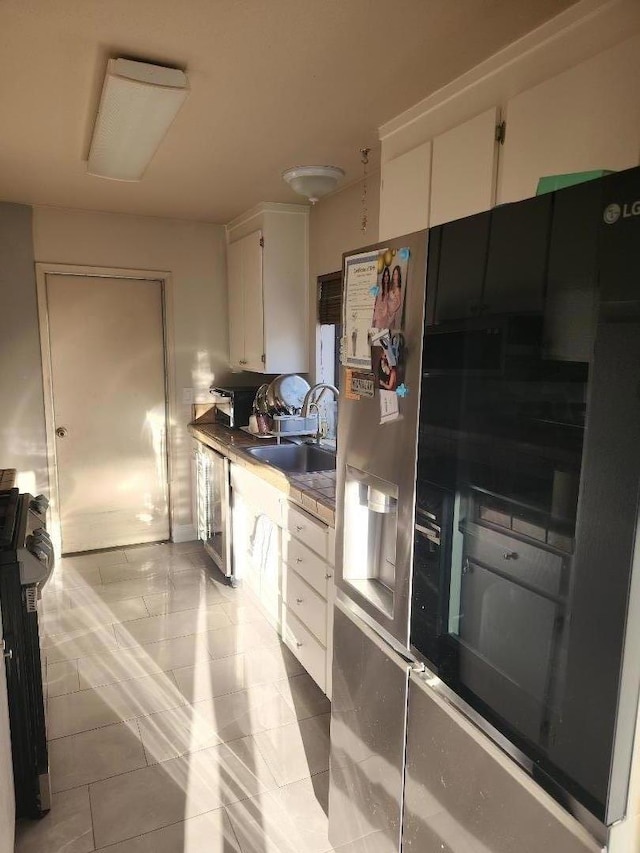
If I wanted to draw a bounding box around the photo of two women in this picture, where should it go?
[372,263,403,329]
[372,249,407,331]
[370,248,409,392]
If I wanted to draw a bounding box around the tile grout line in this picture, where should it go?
[54,721,291,801]
[134,716,151,768]
[47,686,191,742]
[45,625,283,679]
[92,804,241,853]
[223,803,245,852]
[86,780,98,852]
[44,615,231,672]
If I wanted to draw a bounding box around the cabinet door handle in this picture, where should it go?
[295,557,303,564]
[296,525,304,532]
[295,597,304,604]
[503,551,518,560]
[325,572,333,579]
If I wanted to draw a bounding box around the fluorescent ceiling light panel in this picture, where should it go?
[87,58,189,181]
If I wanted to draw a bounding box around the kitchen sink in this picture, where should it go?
[245,443,336,474]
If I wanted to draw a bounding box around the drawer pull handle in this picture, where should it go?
[296,557,303,564]
[296,641,303,648]
[295,597,304,604]
[296,525,304,532]
[325,572,333,579]
[503,551,518,560]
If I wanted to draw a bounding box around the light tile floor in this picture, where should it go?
[15,541,338,853]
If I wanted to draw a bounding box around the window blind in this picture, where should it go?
[318,271,342,325]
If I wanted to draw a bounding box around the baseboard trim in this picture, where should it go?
[171,524,197,543]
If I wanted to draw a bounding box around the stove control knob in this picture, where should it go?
[30,495,49,515]
[24,535,47,562]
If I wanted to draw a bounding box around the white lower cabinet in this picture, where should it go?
[231,468,282,627]
[282,504,334,699]
[230,463,335,698]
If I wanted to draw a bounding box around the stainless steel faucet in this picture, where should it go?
[301,383,339,443]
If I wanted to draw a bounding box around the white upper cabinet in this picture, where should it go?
[430,107,500,226]
[498,35,640,204]
[227,203,309,374]
[227,231,262,370]
[379,141,432,240]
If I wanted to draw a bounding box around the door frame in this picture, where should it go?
[35,262,176,556]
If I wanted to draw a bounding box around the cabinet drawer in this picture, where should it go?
[283,536,330,598]
[286,504,328,559]
[463,521,565,598]
[285,568,327,645]
[282,607,326,693]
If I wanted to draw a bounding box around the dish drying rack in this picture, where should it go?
[270,413,319,443]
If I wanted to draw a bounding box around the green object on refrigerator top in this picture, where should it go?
[536,169,614,195]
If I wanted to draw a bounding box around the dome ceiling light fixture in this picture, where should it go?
[282,165,345,204]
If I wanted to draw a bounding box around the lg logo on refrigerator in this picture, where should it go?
[603,201,640,224]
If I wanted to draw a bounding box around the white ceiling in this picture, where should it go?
[0,0,576,224]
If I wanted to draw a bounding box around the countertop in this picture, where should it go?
[188,420,336,527]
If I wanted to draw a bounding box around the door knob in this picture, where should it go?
[55,427,68,438]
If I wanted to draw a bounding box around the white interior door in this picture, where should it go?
[46,274,169,553]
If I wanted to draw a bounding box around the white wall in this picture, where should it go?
[32,206,228,538]
[308,175,380,382]
[0,203,47,495]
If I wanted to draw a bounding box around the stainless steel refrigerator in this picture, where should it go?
[328,224,604,852]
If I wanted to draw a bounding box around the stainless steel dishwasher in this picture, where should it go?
[194,443,233,582]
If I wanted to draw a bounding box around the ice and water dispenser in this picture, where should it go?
[343,465,398,617]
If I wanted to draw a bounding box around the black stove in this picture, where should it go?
[0,483,53,818]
